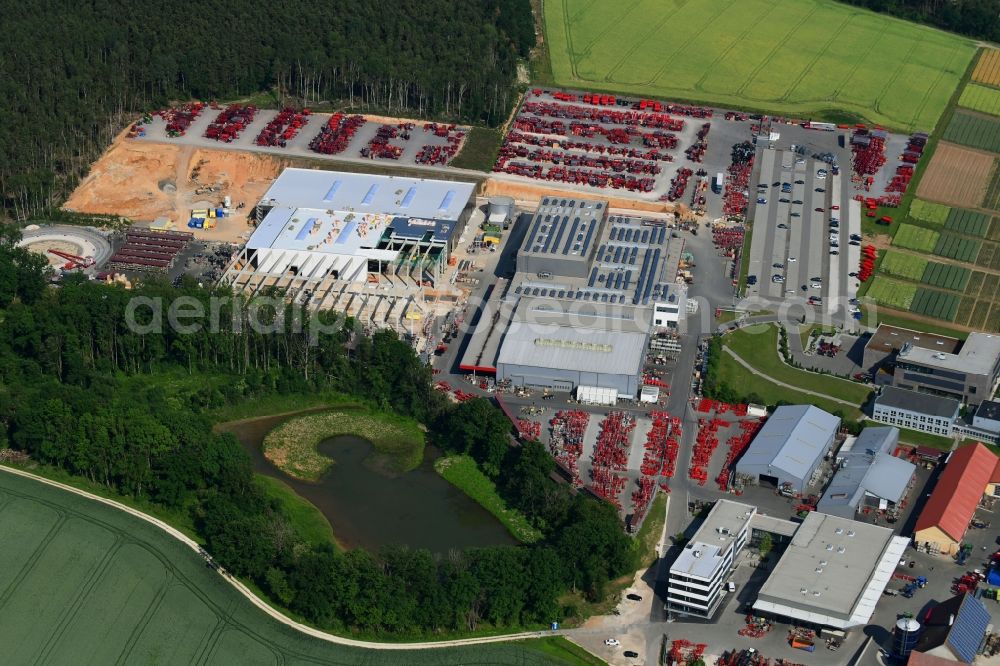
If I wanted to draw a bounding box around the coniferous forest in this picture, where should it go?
[0,0,533,219]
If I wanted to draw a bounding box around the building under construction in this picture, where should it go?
[220,168,476,333]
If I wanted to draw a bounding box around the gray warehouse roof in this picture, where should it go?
[257,168,475,222]
[874,386,961,418]
[817,427,915,518]
[736,405,841,482]
[496,317,647,376]
[754,512,910,628]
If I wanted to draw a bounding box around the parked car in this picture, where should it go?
[626,593,642,601]
[777,223,788,229]
[624,651,640,659]
[605,639,621,647]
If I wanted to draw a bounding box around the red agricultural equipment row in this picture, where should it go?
[497,145,661,174]
[416,123,465,165]
[685,123,711,163]
[520,102,685,130]
[664,168,694,202]
[886,165,914,194]
[716,419,765,491]
[851,127,887,176]
[362,124,409,159]
[493,160,655,191]
[309,113,366,155]
[690,417,729,485]
[453,389,476,402]
[590,466,627,508]
[530,88,713,118]
[255,107,311,147]
[516,419,541,441]
[639,411,673,476]
[204,104,257,142]
[642,130,679,149]
[434,380,452,392]
[858,245,877,282]
[670,640,707,665]
[724,141,756,217]
[631,476,657,523]
[713,227,745,262]
[155,102,206,137]
[500,132,674,162]
[592,411,635,471]
[550,410,590,484]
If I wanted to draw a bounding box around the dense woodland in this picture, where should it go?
[841,0,1000,40]
[0,228,633,635]
[0,0,533,220]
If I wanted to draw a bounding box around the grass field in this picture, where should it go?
[909,199,951,225]
[434,455,542,543]
[450,127,503,171]
[880,251,928,281]
[943,111,1000,153]
[724,325,871,405]
[256,475,339,548]
[0,469,582,665]
[893,224,941,252]
[544,0,974,131]
[868,278,919,310]
[263,407,425,481]
[959,84,1000,117]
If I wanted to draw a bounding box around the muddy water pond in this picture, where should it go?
[218,411,515,552]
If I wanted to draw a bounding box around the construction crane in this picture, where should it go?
[47,249,95,270]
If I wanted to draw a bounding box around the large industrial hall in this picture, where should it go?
[459,195,687,401]
[221,168,476,331]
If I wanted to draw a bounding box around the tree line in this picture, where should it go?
[0,228,634,636]
[839,0,1000,41]
[0,0,534,220]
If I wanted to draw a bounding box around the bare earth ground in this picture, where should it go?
[916,142,994,207]
[64,130,283,244]
[482,178,678,214]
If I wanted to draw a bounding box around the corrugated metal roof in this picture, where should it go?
[817,428,915,516]
[496,319,646,376]
[915,443,998,542]
[737,405,840,483]
[875,386,961,418]
[947,594,991,663]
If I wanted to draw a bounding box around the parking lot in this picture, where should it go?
[745,149,862,329]
[134,106,468,168]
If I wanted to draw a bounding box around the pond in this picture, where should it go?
[218,411,516,552]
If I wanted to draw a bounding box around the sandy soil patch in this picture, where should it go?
[64,134,284,243]
[916,142,994,208]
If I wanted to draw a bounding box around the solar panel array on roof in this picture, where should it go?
[949,594,991,663]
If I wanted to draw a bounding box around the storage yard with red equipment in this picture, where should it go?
[132,105,470,168]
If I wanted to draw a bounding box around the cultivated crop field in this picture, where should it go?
[921,262,971,291]
[880,251,927,281]
[943,112,1000,153]
[944,208,991,236]
[959,84,1000,117]
[910,289,961,320]
[973,49,1000,87]
[544,0,974,131]
[0,470,575,665]
[867,278,918,310]
[893,225,940,253]
[934,234,982,262]
[909,199,950,225]
[916,143,995,207]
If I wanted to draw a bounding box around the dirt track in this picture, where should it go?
[64,131,284,243]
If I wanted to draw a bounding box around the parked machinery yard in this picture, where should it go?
[133,103,469,168]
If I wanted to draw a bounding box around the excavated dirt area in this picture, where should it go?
[64,131,284,243]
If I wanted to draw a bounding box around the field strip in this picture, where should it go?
[113,577,175,665]
[602,0,697,85]
[572,0,641,64]
[691,3,784,92]
[824,19,885,103]
[644,0,740,89]
[872,37,922,116]
[910,47,969,131]
[0,465,555,651]
[35,539,125,666]
[194,619,231,666]
[0,513,67,611]
[778,5,854,103]
[738,7,841,99]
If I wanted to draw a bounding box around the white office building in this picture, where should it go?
[667,500,756,618]
[871,386,960,437]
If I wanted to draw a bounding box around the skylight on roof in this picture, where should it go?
[439,190,455,210]
[361,184,378,205]
[400,187,417,207]
[323,180,342,201]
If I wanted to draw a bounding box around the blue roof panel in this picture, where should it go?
[949,595,990,663]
